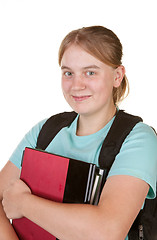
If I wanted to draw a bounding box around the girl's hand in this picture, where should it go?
[2,179,31,219]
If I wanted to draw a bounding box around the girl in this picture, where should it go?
[1,26,157,240]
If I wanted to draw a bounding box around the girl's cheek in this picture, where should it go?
[62,80,71,92]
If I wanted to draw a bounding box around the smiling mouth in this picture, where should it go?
[72,95,91,102]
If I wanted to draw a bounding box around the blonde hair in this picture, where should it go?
[58,26,129,105]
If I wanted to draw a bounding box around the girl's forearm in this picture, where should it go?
[0,202,19,240]
[22,194,109,240]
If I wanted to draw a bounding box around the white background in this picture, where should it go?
[0,0,156,170]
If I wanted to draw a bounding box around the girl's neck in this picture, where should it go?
[76,105,117,136]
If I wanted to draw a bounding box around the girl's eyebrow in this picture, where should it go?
[83,65,100,70]
[61,65,100,70]
[61,66,71,70]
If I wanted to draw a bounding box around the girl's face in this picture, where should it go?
[61,44,123,117]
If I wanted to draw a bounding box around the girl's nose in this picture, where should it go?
[71,75,86,90]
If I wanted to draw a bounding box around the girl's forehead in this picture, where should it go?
[61,45,104,69]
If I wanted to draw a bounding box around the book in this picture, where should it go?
[12,147,104,240]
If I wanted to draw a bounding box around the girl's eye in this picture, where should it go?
[64,71,72,77]
[86,71,95,76]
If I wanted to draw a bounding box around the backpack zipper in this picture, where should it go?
[139,224,144,240]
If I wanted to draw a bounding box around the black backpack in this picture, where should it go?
[36,109,157,240]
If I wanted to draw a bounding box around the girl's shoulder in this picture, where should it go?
[128,121,157,145]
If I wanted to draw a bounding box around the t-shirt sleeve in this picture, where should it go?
[107,122,157,199]
[9,119,47,169]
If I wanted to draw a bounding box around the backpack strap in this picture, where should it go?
[36,111,77,150]
[37,110,143,166]
[98,110,143,174]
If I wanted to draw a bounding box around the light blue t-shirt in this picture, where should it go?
[9,113,157,240]
[10,113,157,197]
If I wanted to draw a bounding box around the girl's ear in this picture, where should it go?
[113,65,125,88]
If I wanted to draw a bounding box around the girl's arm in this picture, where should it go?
[0,161,20,240]
[3,174,149,240]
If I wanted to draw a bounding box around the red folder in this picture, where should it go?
[12,147,104,240]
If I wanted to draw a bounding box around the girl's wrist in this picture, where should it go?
[20,191,32,217]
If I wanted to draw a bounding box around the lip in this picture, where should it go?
[72,95,91,102]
